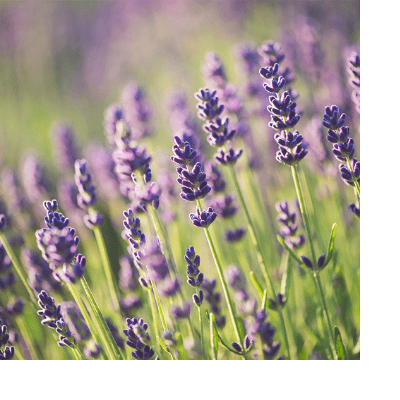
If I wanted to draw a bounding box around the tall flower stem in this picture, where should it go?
[66,282,111,360]
[196,199,242,347]
[91,221,122,315]
[146,266,167,331]
[72,346,85,360]
[80,277,124,360]
[224,160,291,359]
[0,233,36,304]
[197,288,205,358]
[290,165,336,358]
[15,314,40,360]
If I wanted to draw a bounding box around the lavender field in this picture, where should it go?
[0,0,360,362]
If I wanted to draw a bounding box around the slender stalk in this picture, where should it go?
[315,272,337,358]
[198,305,205,358]
[146,266,167,331]
[72,346,86,360]
[0,233,36,304]
[291,166,317,266]
[66,282,111,360]
[15,315,40,360]
[224,161,291,359]
[147,288,160,337]
[291,165,336,358]
[91,222,121,314]
[196,199,242,346]
[80,277,124,360]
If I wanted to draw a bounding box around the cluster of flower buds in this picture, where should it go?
[37,291,76,348]
[35,200,85,284]
[0,318,15,360]
[259,63,306,166]
[171,136,217,229]
[74,159,103,229]
[185,246,204,307]
[123,317,155,360]
[195,88,243,165]
[322,105,360,217]
[276,201,305,249]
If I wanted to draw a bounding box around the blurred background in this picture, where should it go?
[0,0,359,166]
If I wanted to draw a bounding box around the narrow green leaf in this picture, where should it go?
[209,313,219,360]
[250,271,264,299]
[261,289,268,311]
[322,223,337,268]
[334,326,347,360]
[277,235,303,265]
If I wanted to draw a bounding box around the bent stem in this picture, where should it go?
[225,161,291,359]
[196,199,242,347]
[291,165,336,358]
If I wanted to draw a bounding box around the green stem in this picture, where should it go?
[291,166,317,266]
[291,165,336,358]
[15,315,40,360]
[72,346,86,360]
[146,266,167,331]
[0,233,36,304]
[80,277,124,360]
[66,282,110,360]
[198,305,205,358]
[91,222,122,314]
[315,272,337,359]
[225,162,291,359]
[196,199,242,346]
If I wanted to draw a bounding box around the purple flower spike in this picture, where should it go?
[185,246,203,288]
[190,207,217,228]
[56,317,76,348]
[74,159,97,208]
[37,290,62,328]
[122,209,146,251]
[123,317,155,360]
[322,106,346,130]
